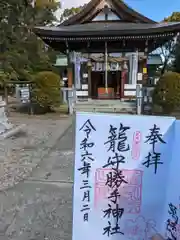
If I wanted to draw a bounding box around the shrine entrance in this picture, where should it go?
[34,0,180,113]
[91,71,121,99]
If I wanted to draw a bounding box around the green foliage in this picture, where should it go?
[0,0,59,83]
[172,38,180,74]
[60,5,85,22]
[163,12,180,75]
[156,12,180,75]
[164,12,180,22]
[32,71,61,111]
[152,72,180,114]
[35,0,60,8]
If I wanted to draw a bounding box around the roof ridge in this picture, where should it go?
[60,0,156,26]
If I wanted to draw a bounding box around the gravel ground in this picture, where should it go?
[0,113,72,191]
[0,122,74,240]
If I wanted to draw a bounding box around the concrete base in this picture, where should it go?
[0,124,26,140]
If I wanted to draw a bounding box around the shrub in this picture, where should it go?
[152,71,180,114]
[32,71,61,113]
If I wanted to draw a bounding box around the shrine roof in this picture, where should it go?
[60,0,156,25]
[34,22,180,40]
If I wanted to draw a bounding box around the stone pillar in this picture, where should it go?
[67,50,74,114]
[131,50,138,85]
[0,98,12,134]
[136,84,142,115]
[73,52,81,89]
[0,97,25,139]
[129,54,133,84]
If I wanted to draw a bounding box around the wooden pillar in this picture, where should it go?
[66,50,73,88]
[67,67,73,88]
[121,67,126,99]
[87,62,92,99]
[142,57,148,86]
[116,71,121,99]
[104,42,108,93]
[142,42,148,86]
[141,44,149,114]
[120,60,128,100]
[66,49,74,114]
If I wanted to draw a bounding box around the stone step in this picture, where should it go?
[76,100,136,106]
[74,104,136,109]
[76,103,136,109]
[74,105,136,114]
[74,109,136,114]
[74,100,136,114]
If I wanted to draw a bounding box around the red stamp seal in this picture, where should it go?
[132,131,142,160]
[124,216,157,239]
[94,168,143,214]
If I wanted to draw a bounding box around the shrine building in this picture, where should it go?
[34,0,180,101]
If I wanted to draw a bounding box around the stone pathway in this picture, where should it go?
[0,123,74,240]
[0,114,72,190]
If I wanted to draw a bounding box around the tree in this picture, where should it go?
[60,5,85,23]
[164,12,180,22]
[32,71,61,113]
[155,12,180,75]
[153,72,180,114]
[0,0,59,83]
[172,38,180,73]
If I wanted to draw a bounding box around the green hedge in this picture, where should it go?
[153,71,180,114]
[32,71,61,112]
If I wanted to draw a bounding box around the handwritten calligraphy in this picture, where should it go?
[142,124,166,174]
[166,203,179,240]
[102,123,130,236]
[78,119,96,222]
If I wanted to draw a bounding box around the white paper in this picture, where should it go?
[137,73,143,81]
[73,112,177,240]
[162,120,180,239]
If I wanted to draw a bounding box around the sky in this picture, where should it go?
[60,0,180,22]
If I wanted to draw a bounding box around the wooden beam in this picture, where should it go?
[87,63,92,98]
[67,68,73,88]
